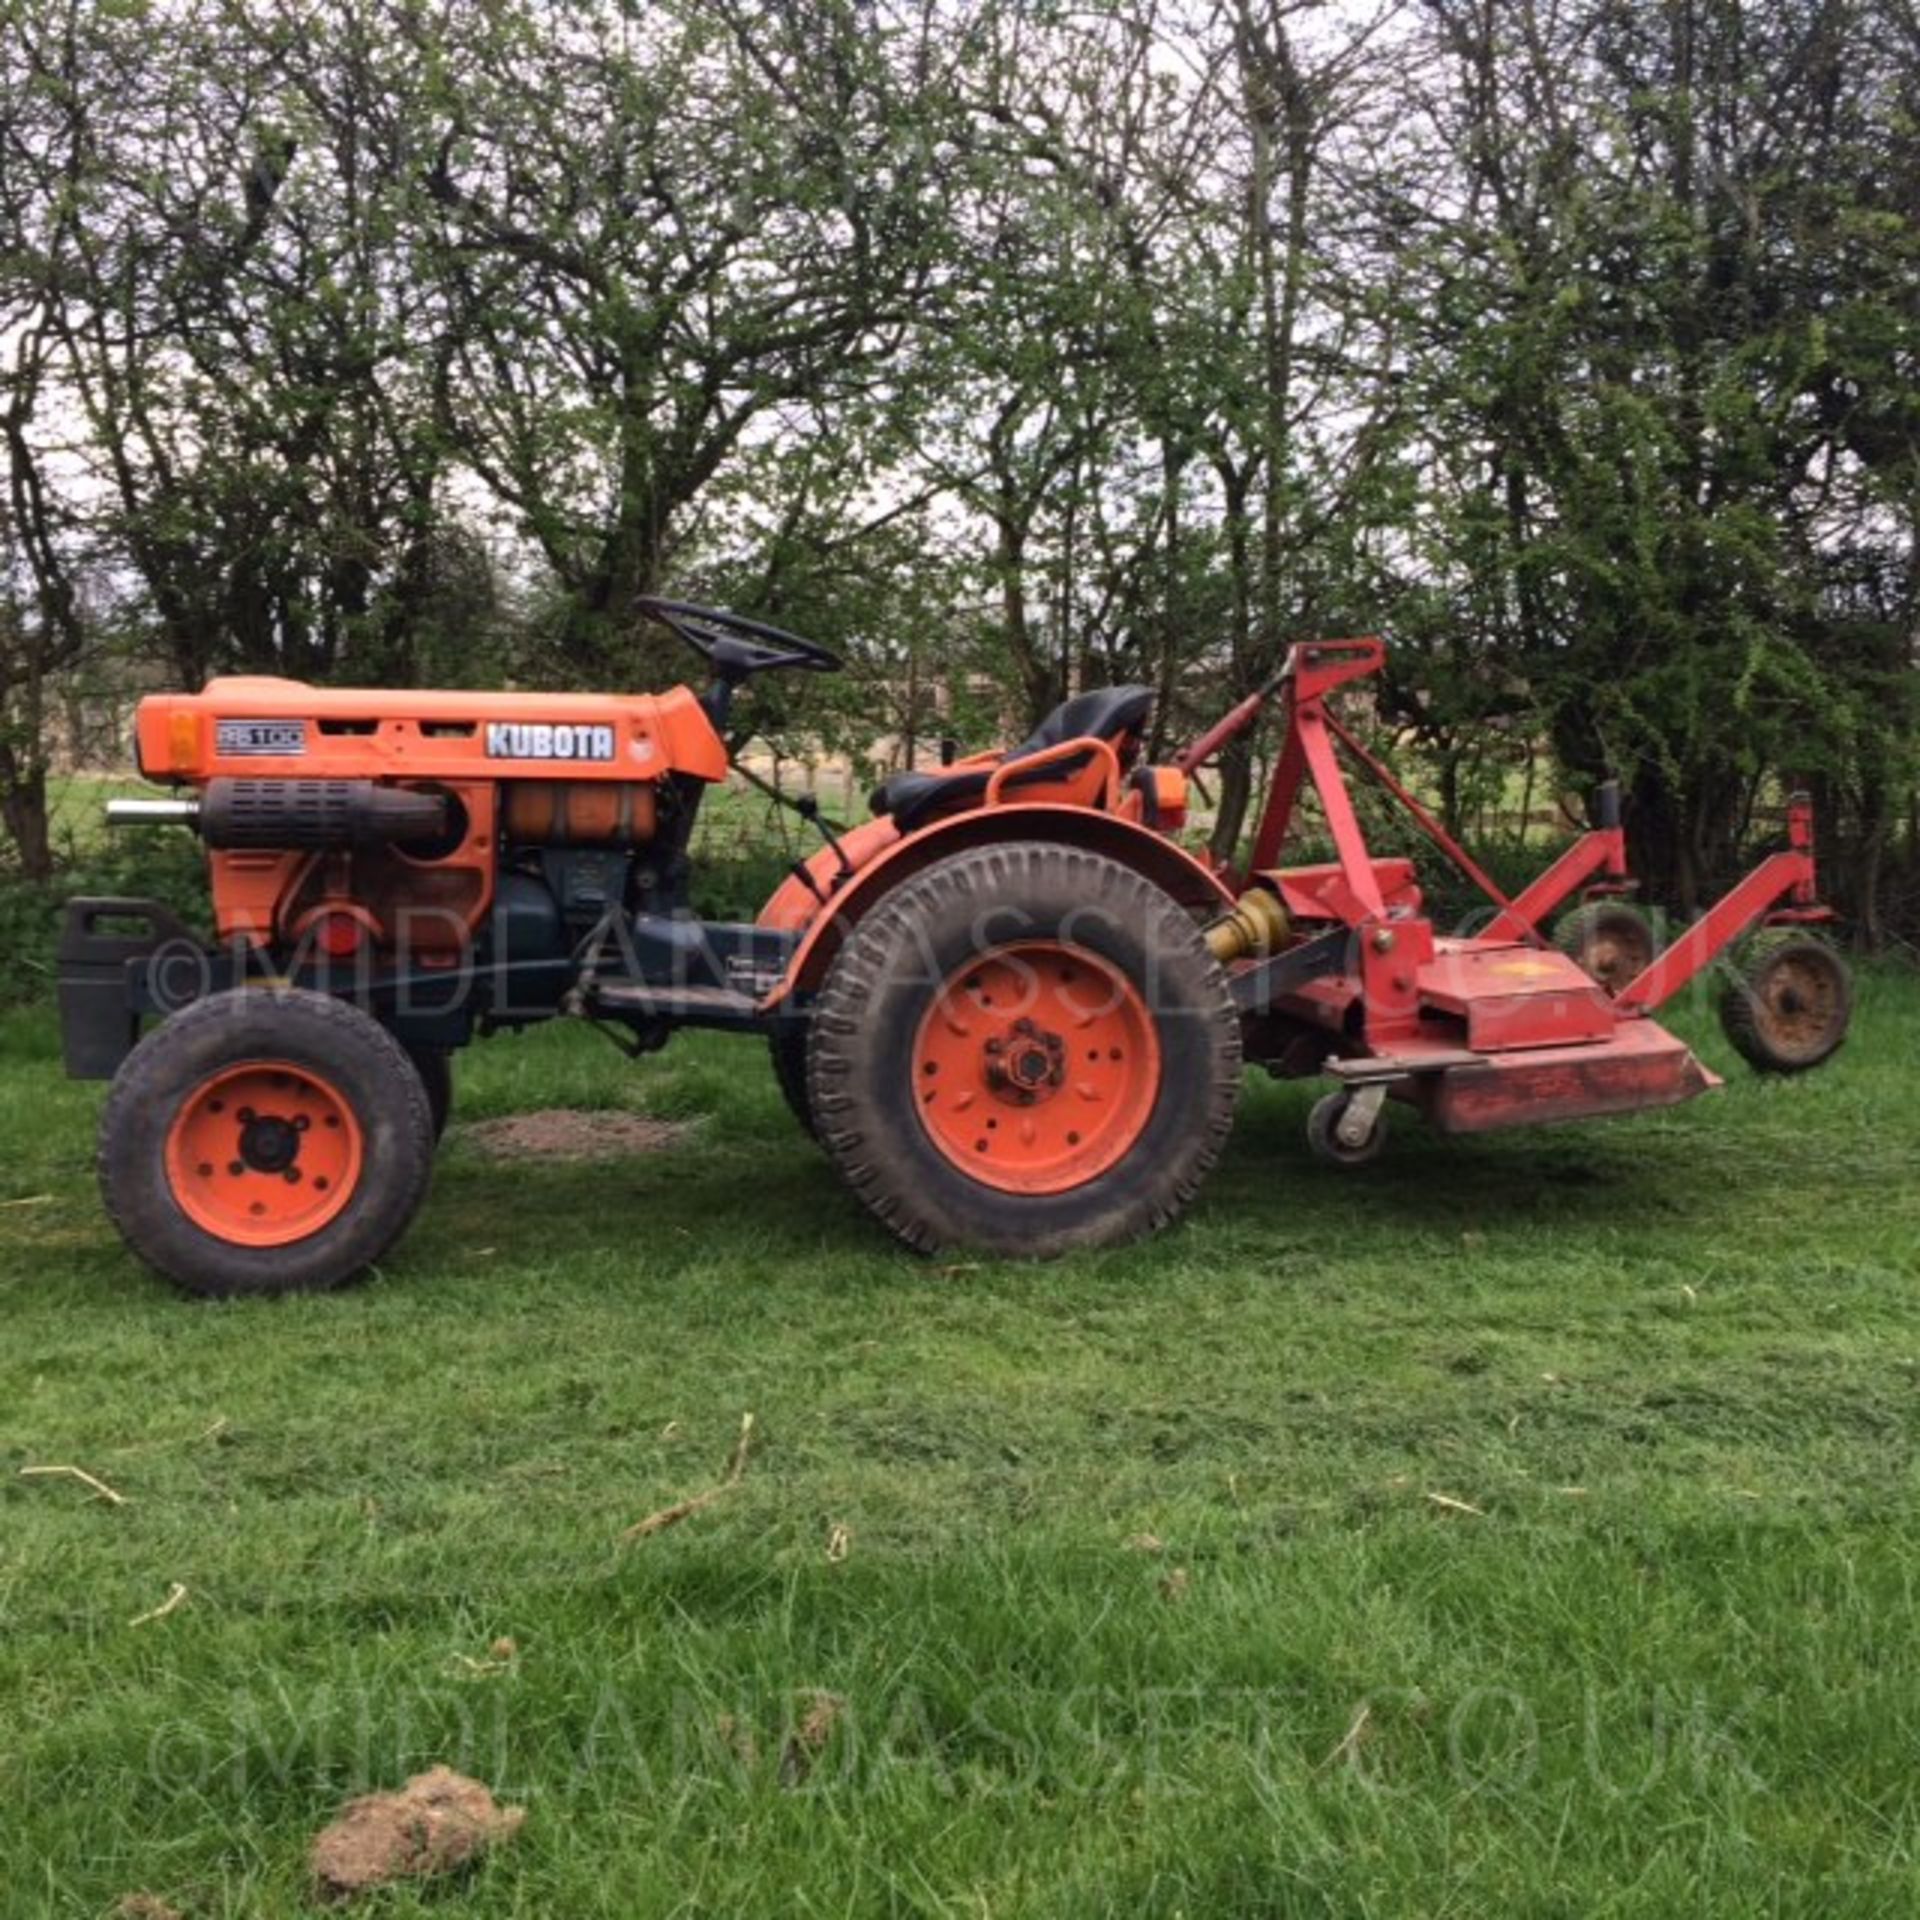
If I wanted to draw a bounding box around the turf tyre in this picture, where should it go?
[1554,900,1655,994]
[768,1021,815,1138]
[1717,930,1852,1074]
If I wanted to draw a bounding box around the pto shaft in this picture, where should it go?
[1205,888,1291,964]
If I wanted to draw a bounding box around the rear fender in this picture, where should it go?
[759,803,1235,1007]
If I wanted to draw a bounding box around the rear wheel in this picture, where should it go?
[1718,931,1852,1073]
[1555,901,1654,994]
[808,842,1242,1254]
[99,989,435,1297]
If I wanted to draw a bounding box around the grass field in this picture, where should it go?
[2,969,1917,1917]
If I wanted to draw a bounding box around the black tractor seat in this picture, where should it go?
[869,685,1155,834]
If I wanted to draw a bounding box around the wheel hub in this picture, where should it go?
[1763,960,1832,1048]
[985,1019,1066,1103]
[238,1110,304,1175]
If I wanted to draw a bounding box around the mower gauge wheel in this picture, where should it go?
[1555,901,1656,996]
[1717,931,1852,1074]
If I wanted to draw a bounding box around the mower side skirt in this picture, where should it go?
[1377,1019,1722,1134]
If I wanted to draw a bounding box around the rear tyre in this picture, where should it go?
[1555,901,1655,994]
[808,841,1243,1255]
[98,988,435,1297]
[1718,931,1852,1074]
[405,1045,454,1142]
[768,1021,815,1138]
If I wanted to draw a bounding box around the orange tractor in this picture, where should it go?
[63,602,1851,1296]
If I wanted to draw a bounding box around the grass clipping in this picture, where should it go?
[310,1766,524,1899]
[622,1413,754,1543]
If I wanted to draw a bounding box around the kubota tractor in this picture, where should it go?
[62,602,1851,1296]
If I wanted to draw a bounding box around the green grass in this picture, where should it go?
[2,973,1917,1917]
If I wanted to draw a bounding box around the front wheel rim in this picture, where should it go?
[911,940,1161,1195]
[164,1060,365,1247]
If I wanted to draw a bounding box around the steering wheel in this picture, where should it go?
[636,596,843,681]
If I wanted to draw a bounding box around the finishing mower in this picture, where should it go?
[62,604,1852,1296]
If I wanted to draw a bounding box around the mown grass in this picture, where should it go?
[1,969,1916,1917]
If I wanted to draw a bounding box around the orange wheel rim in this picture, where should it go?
[912,940,1161,1195]
[163,1060,364,1248]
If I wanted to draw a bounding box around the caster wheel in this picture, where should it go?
[1307,1089,1389,1168]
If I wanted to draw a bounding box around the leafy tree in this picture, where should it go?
[409,0,955,680]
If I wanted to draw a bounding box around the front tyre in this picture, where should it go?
[807,842,1242,1255]
[98,988,436,1297]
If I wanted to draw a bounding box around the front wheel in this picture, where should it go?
[807,842,1243,1255]
[98,988,436,1297]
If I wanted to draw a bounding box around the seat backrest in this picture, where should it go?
[1013,685,1155,759]
[867,684,1156,831]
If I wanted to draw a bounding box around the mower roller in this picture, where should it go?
[61,607,1852,1295]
